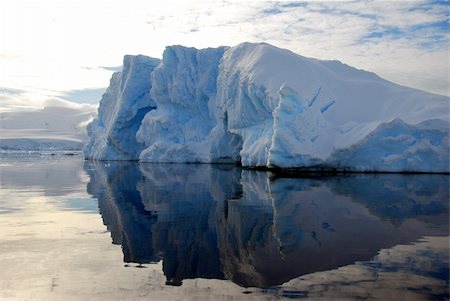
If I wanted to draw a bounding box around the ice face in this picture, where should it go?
[85,43,449,172]
[137,46,228,163]
[84,55,160,160]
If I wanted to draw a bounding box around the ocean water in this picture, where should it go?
[0,153,448,300]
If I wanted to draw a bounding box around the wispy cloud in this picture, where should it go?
[98,66,123,72]
[0,91,45,112]
[82,65,123,72]
[0,87,26,95]
[0,0,448,112]
[60,88,107,104]
[194,0,448,95]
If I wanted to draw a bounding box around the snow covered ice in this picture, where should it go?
[84,42,449,173]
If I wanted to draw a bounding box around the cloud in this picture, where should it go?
[60,88,107,104]
[179,0,448,95]
[98,65,123,72]
[82,65,123,72]
[0,87,26,95]
[42,97,97,110]
[0,96,97,116]
[1,0,448,114]
[0,85,99,112]
[0,91,43,112]
[279,2,308,9]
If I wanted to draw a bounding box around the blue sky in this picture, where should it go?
[0,0,448,111]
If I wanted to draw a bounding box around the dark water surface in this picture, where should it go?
[0,153,448,300]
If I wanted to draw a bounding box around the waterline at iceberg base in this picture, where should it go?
[84,43,449,173]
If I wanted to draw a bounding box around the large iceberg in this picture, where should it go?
[84,43,449,172]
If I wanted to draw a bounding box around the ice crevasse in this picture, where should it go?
[84,42,449,173]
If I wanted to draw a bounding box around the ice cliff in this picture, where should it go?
[84,43,449,172]
[84,55,160,160]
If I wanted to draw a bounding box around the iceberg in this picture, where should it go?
[84,42,449,172]
[84,54,160,160]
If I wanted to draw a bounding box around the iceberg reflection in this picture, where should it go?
[84,161,449,288]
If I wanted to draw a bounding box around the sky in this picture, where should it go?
[0,0,449,112]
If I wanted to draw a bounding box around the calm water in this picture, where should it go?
[0,153,448,300]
